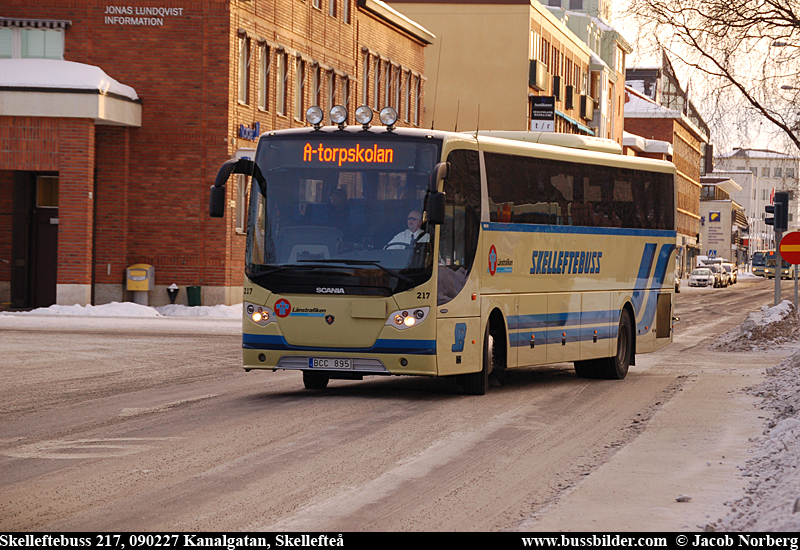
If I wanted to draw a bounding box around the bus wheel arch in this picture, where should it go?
[462,308,507,395]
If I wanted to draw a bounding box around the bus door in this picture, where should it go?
[435,149,482,376]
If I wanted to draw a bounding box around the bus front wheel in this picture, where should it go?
[463,326,494,395]
[303,371,330,390]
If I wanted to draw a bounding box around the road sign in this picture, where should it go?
[779,231,800,265]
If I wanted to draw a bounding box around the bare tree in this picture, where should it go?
[624,0,800,152]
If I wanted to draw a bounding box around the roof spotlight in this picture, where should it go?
[306,106,324,129]
[379,107,398,131]
[355,105,373,129]
[330,105,348,129]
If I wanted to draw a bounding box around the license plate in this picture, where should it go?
[309,357,352,369]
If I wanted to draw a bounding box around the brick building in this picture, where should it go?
[0,0,432,308]
[624,55,711,277]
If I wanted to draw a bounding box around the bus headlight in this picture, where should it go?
[245,302,275,326]
[386,307,430,330]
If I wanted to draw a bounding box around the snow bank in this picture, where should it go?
[0,301,242,319]
[710,300,799,351]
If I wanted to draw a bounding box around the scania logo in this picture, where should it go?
[316,287,345,294]
[325,315,335,325]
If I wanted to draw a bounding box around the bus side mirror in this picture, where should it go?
[429,161,449,192]
[427,192,446,225]
[209,158,255,218]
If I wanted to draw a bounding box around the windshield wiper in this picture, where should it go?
[297,259,415,284]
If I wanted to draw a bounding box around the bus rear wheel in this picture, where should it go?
[303,371,329,390]
[573,309,633,380]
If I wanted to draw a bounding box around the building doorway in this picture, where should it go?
[11,173,59,308]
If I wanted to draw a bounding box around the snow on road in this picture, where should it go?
[2,300,800,531]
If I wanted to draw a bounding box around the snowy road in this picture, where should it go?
[0,277,791,531]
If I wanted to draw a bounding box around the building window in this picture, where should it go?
[404,72,411,122]
[295,57,306,120]
[415,76,422,126]
[327,70,337,114]
[373,58,381,110]
[548,0,561,6]
[762,167,770,178]
[774,167,783,178]
[238,36,251,104]
[329,0,337,17]
[393,66,401,109]
[530,30,540,61]
[258,45,271,111]
[0,27,64,59]
[277,51,288,116]
[384,63,392,109]
[343,0,350,24]
[312,64,321,108]
[788,168,796,179]
[362,52,370,106]
[569,0,584,9]
[235,175,248,233]
[313,0,320,8]
[342,78,350,111]
[751,167,758,176]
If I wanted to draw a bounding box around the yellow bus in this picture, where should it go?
[210,105,677,394]
[751,249,773,277]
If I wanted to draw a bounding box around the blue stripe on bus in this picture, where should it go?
[632,243,657,314]
[512,309,617,330]
[482,222,676,238]
[635,243,676,334]
[243,334,437,355]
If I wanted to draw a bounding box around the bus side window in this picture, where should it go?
[438,149,481,305]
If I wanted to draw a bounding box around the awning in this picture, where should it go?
[555,109,595,136]
[0,17,71,29]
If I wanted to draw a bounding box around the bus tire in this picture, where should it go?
[463,326,493,395]
[303,371,329,390]
[603,309,633,380]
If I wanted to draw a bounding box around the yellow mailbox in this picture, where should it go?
[126,264,154,291]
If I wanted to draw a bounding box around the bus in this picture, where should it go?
[210,105,677,395]
[751,249,773,277]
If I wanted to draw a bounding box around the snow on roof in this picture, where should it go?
[624,85,679,118]
[0,58,138,101]
[716,148,799,160]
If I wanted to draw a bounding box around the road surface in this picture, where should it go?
[0,277,789,531]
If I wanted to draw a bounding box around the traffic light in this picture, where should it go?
[766,191,790,232]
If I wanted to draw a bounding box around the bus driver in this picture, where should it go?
[387,210,430,249]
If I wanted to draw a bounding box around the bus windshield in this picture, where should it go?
[752,251,770,267]
[247,136,442,296]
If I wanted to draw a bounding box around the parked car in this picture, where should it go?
[675,271,681,293]
[688,268,715,287]
[710,264,728,287]
[766,259,796,279]
[721,262,737,284]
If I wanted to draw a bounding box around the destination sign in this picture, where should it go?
[259,139,438,171]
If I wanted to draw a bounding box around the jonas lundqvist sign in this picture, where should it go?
[104,5,185,26]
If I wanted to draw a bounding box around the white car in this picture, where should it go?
[688,268,715,287]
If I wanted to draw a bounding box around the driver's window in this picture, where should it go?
[438,149,481,305]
